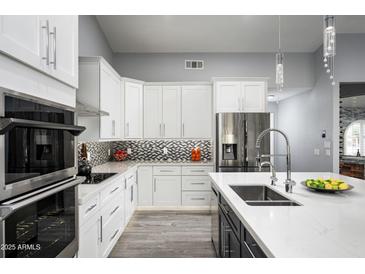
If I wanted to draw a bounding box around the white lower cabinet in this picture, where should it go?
[138,166,153,206]
[124,170,137,224]
[78,213,101,258]
[182,191,211,206]
[153,176,181,206]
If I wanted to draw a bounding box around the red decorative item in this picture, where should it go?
[191,147,201,161]
[113,149,128,161]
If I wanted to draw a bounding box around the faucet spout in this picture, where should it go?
[255,128,296,193]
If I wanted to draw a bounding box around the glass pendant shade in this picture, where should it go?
[276,52,284,90]
[323,16,336,57]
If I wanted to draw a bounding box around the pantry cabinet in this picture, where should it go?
[181,85,212,138]
[78,57,122,141]
[0,15,78,87]
[214,79,267,113]
[143,85,181,138]
[124,80,144,139]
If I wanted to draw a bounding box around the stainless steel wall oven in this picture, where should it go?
[0,91,85,258]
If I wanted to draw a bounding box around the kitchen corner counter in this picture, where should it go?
[209,171,365,258]
[78,160,214,204]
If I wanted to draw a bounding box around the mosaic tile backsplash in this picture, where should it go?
[112,140,212,161]
[78,140,212,166]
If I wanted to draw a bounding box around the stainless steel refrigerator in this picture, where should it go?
[216,112,271,172]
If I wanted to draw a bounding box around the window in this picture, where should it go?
[344,120,365,156]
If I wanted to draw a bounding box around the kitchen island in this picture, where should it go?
[209,172,365,258]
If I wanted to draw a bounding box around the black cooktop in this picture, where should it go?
[82,173,118,184]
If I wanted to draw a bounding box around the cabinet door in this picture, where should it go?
[47,16,78,87]
[138,166,153,206]
[125,81,143,139]
[143,86,163,138]
[100,62,121,139]
[241,81,267,112]
[124,183,133,224]
[153,176,181,206]
[181,85,212,138]
[162,86,181,138]
[215,81,242,112]
[0,15,43,70]
[78,215,101,258]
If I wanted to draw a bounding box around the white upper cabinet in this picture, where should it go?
[143,86,163,138]
[181,85,212,139]
[124,81,144,139]
[143,85,181,139]
[215,81,242,112]
[0,15,78,88]
[162,86,181,138]
[99,61,122,139]
[214,79,267,112]
[47,15,78,88]
[0,16,43,70]
[78,57,122,141]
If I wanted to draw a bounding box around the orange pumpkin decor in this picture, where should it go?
[191,147,201,161]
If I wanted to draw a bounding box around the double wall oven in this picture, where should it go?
[0,91,85,258]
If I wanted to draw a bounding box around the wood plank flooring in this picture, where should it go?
[109,210,216,258]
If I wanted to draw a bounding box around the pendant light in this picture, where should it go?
[323,15,336,86]
[276,15,284,91]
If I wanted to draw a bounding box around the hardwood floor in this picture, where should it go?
[109,210,216,258]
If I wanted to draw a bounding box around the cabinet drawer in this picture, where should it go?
[100,208,123,257]
[182,176,211,191]
[220,195,240,238]
[79,195,100,226]
[101,192,124,228]
[153,166,181,176]
[182,191,211,206]
[243,228,267,258]
[100,176,123,206]
[181,166,213,176]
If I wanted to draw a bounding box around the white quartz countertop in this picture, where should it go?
[209,172,365,258]
[78,160,214,204]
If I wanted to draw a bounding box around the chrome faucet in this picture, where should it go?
[259,161,278,186]
[255,128,296,193]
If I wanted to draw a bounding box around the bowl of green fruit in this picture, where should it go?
[301,178,353,193]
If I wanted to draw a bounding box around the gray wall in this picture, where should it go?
[275,34,365,172]
[113,52,315,90]
[79,15,113,64]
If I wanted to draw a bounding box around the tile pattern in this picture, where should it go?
[339,104,365,159]
[112,140,212,161]
[109,211,216,258]
[77,141,111,167]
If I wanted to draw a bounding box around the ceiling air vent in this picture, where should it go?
[185,60,204,70]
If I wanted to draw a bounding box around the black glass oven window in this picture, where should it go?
[4,186,76,258]
[4,96,75,185]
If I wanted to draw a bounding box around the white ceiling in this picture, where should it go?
[96,15,365,53]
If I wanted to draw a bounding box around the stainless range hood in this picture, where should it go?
[76,101,109,117]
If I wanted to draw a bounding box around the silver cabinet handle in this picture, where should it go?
[124,178,127,189]
[126,122,129,137]
[159,170,173,173]
[160,123,162,137]
[191,170,206,173]
[182,122,185,137]
[100,216,103,243]
[110,186,119,195]
[41,20,50,65]
[131,185,133,202]
[50,27,56,69]
[109,205,120,217]
[110,229,119,242]
[85,203,97,214]
[163,123,166,137]
[191,197,205,201]
[191,182,205,185]
[112,120,116,136]
[154,178,156,192]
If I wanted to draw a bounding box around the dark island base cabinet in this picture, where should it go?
[218,195,267,258]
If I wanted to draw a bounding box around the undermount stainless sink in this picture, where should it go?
[230,185,301,206]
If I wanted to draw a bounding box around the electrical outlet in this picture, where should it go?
[314,148,320,156]
[325,149,331,156]
[87,152,91,161]
[127,148,132,154]
[163,147,168,154]
[324,141,331,149]
[108,149,111,156]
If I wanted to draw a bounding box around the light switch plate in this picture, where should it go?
[324,141,331,149]
[163,147,168,154]
[314,148,320,156]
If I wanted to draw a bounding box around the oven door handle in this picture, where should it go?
[0,177,83,221]
[0,118,86,136]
